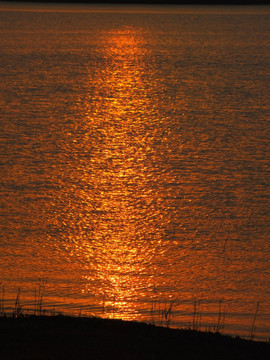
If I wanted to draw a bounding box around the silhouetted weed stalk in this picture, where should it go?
[214,299,226,333]
[250,301,260,341]
[34,278,47,315]
[0,285,5,315]
[150,299,178,327]
[192,297,202,331]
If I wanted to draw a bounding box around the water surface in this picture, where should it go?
[0,4,269,340]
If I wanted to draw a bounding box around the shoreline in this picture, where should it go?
[1,314,269,359]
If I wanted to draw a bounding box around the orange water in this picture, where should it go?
[0,5,269,340]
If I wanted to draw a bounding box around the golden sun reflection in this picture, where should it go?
[68,26,170,318]
[101,27,145,57]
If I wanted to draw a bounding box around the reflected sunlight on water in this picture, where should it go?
[67,26,171,317]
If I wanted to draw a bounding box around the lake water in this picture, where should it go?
[0,4,269,340]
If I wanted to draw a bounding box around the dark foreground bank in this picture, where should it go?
[0,315,269,360]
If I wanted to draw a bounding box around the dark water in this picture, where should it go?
[0,4,269,340]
